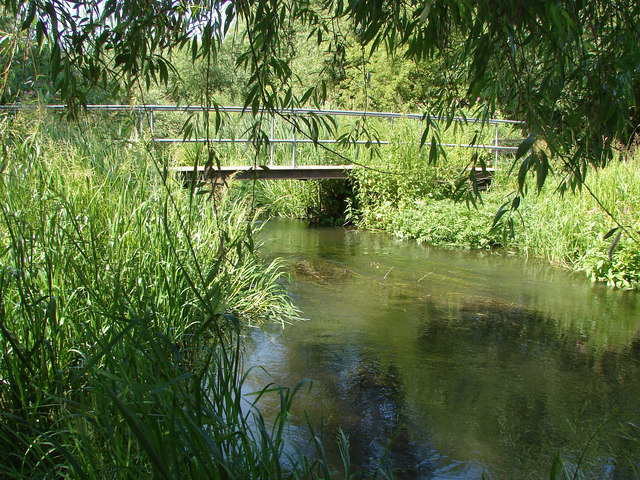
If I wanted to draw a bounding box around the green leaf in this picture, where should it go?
[420,121,430,148]
[603,227,619,240]
[35,20,46,49]
[283,88,292,108]
[419,2,432,23]
[114,53,130,67]
[536,150,549,192]
[20,1,35,30]
[51,43,61,79]
[243,84,260,113]
[516,135,535,161]
[517,155,531,193]
[299,87,314,106]
[429,136,438,165]
[157,59,168,85]
[492,201,509,227]
[608,232,622,261]
[191,37,198,60]
[549,452,561,478]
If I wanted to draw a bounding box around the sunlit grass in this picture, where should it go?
[0,110,371,478]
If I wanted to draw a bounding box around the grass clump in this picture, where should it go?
[0,110,359,478]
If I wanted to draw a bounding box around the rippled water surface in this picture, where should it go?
[244,219,640,479]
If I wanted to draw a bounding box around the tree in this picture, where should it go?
[1,0,638,199]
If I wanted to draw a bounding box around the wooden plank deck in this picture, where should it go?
[173,165,357,182]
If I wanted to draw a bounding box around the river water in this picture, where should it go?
[245,219,640,479]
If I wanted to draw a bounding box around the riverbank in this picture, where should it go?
[352,156,640,290]
[0,112,341,478]
[242,140,640,290]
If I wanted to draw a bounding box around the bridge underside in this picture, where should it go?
[173,164,495,189]
[173,165,356,182]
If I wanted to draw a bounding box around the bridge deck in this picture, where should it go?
[173,165,357,181]
[173,164,495,184]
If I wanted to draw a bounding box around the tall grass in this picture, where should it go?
[513,157,640,288]
[0,110,361,478]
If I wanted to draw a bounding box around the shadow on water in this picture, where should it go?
[245,219,640,479]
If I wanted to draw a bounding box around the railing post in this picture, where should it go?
[291,111,297,168]
[149,108,154,136]
[270,115,275,166]
[137,109,144,139]
[494,122,499,166]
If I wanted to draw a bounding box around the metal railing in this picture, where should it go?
[1,104,525,166]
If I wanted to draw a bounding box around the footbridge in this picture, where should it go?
[2,104,524,182]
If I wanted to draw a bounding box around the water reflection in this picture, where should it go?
[245,220,640,478]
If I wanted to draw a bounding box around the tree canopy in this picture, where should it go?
[1,0,639,196]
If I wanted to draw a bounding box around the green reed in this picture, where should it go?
[0,110,361,479]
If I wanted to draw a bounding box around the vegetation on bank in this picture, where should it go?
[0,112,369,478]
[242,125,640,290]
[354,154,640,290]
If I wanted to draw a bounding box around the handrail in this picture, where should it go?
[153,137,518,151]
[0,103,524,125]
[0,104,524,166]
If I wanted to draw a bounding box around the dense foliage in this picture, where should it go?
[2,0,638,179]
[1,0,639,476]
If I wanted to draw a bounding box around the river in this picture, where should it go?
[244,219,640,479]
